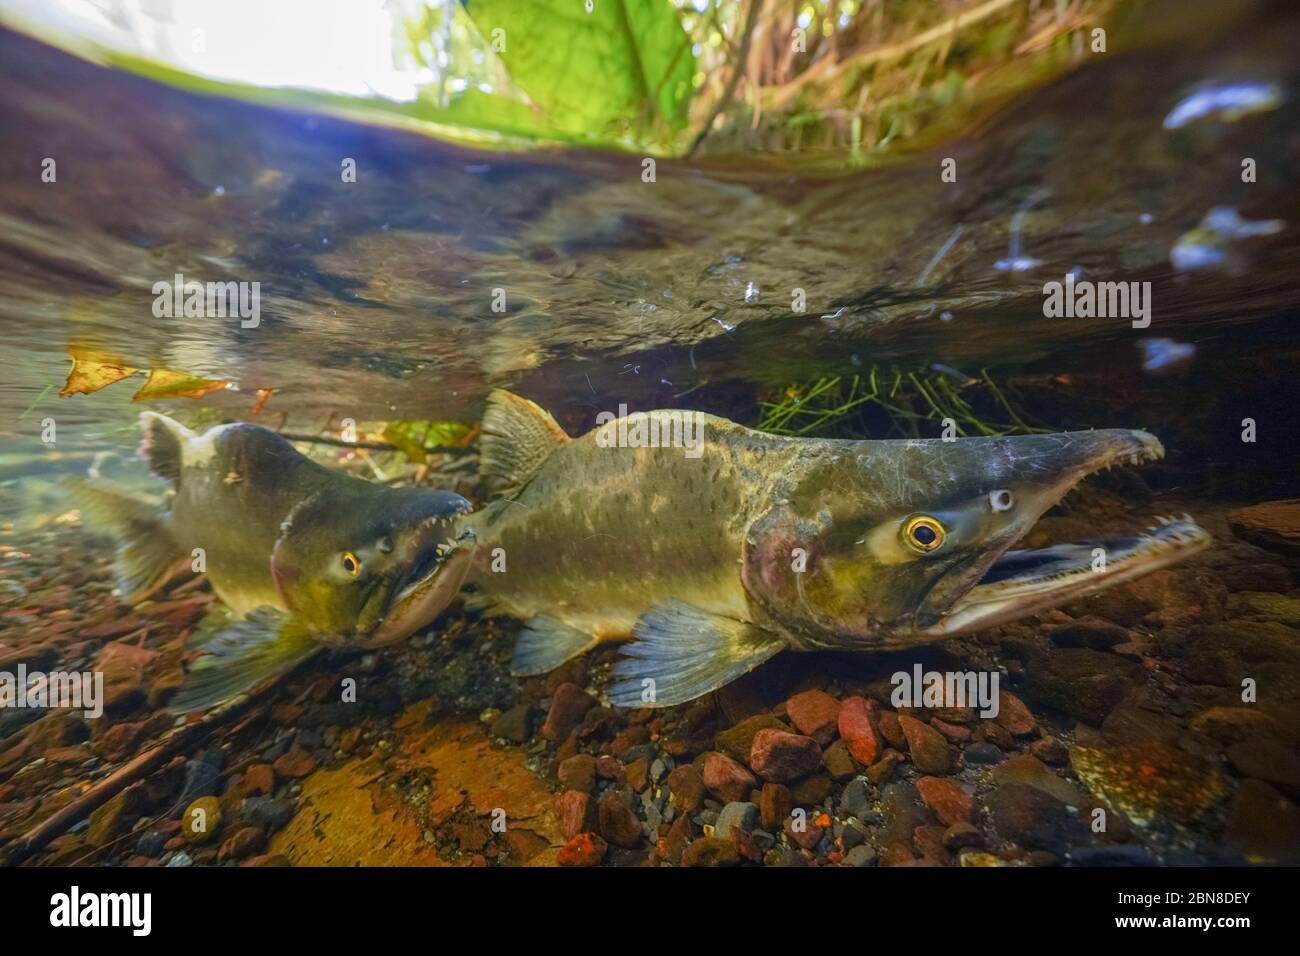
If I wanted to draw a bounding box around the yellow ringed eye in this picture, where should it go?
[903,515,945,553]
[341,551,362,577]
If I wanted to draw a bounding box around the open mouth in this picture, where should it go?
[368,508,476,646]
[929,515,1211,636]
[919,431,1212,637]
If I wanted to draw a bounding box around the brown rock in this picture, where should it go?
[790,774,833,806]
[822,740,857,780]
[1029,737,1070,766]
[555,790,597,839]
[241,763,276,797]
[760,782,793,830]
[1226,738,1300,796]
[783,814,824,851]
[701,751,757,803]
[899,715,951,774]
[785,690,841,745]
[867,751,902,785]
[876,710,906,750]
[625,757,650,792]
[1228,500,1300,556]
[838,696,879,765]
[666,765,705,812]
[542,683,597,741]
[597,793,643,848]
[217,826,265,862]
[915,776,975,826]
[681,836,741,867]
[1224,779,1300,864]
[993,691,1037,736]
[557,753,597,792]
[931,718,971,743]
[714,715,788,761]
[272,747,317,779]
[594,754,626,785]
[749,729,821,782]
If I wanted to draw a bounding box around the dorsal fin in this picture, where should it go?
[479,390,568,497]
[137,411,194,485]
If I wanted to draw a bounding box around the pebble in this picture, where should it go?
[989,784,1082,853]
[701,751,757,803]
[556,790,596,839]
[714,715,788,761]
[759,782,793,830]
[557,753,597,792]
[749,728,821,782]
[844,845,877,867]
[542,683,597,742]
[964,741,1005,765]
[840,777,872,818]
[837,696,879,765]
[992,691,1037,736]
[242,796,296,833]
[821,739,857,781]
[915,776,975,826]
[785,689,842,745]
[178,758,222,806]
[557,832,607,867]
[681,836,741,867]
[597,792,643,849]
[490,704,533,743]
[666,764,706,811]
[182,796,222,845]
[899,715,951,774]
[992,754,1081,805]
[714,801,759,840]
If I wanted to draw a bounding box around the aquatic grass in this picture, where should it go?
[757,366,1051,440]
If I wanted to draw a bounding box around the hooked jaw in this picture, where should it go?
[368,496,476,646]
[915,428,1210,637]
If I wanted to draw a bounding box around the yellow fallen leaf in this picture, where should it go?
[132,368,232,401]
[60,349,139,397]
[251,388,274,415]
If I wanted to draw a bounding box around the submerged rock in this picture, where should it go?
[1228,500,1300,556]
[1224,779,1300,864]
[1071,742,1227,826]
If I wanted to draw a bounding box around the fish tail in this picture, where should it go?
[137,411,192,485]
[63,477,187,604]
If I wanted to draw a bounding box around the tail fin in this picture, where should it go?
[64,477,186,604]
[137,411,192,485]
[479,390,568,498]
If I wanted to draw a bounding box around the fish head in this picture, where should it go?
[743,429,1208,646]
[271,486,475,646]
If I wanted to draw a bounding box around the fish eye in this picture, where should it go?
[377,536,394,554]
[989,489,1014,512]
[902,515,946,553]
[341,551,362,577]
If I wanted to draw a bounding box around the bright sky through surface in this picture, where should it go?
[2,0,429,100]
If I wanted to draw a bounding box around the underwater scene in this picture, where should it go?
[0,0,1297,902]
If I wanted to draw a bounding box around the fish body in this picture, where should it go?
[463,391,1210,708]
[70,414,473,711]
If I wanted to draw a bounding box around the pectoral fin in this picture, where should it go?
[607,602,787,709]
[169,607,320,713]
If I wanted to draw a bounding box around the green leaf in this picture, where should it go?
[461,0,695,149]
